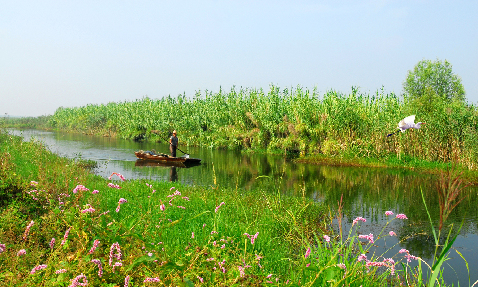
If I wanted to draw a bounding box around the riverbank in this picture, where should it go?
[2,129,459,286]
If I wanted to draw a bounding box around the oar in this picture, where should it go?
[151,130,189,158]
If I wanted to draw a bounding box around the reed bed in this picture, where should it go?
[44,85,478,169]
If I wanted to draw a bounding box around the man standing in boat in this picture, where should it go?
[169,130,178,157]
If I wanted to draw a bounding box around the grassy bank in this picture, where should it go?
[2,130,460,286]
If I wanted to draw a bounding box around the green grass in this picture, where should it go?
[1,130,472,286]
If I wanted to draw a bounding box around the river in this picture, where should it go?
[8,129,478,285]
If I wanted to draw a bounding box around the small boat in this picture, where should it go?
[134,150,201,167]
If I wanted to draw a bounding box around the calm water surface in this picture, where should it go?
[9,129,478,285]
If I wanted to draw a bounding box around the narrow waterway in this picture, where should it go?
[8,129,478,285]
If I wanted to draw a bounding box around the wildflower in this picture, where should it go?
[396,213,408,219]
[266,274,273,279]
[197,276,204,283]
[221,244,225,249]
[211,231,218,235]
[23,220,34,240]
[383,258,396,275]
[352,217,366,226]
[55,269,67,274]
[389,231,396,236]
[357,254,368,262]
[124,275,130,287]
[146,183,152,188]
[191,232,195,239]
[61,227,71,246]
[304,247,311,258]
[182,196,190,201]
[109,172,126,181]
[323,235,330,242]
[147,252,153,257]
[91,259,103,277]
[17,249,26,256]
[206,257,214,261]
[0,243,5,254]
[203,223,206,228]
[92,190,99,194]
[108,183,121,189]
[113,262,122,273]
[251,232,259,244]
[49,238,55,250]
[116,198,127,212]
[177,205,186,209]
[109,242,122,266]
[238,266,245,277]
[399,248,409,254]
[358,233,374,244]
[69,273,88,287]
[88,239,100,254]
[405,253,419,262]
[170,186,175,191]
[30,181,38,186]
[81,204,95,213]
[73,185,89,193]
[30,264,47,274]
[160,204,166,211]
[337,263,347,270]
[144,277,161,282]
[215,202,225,213]
[385,211,394,216]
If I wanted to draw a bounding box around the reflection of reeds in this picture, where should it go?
[436,165,470,231]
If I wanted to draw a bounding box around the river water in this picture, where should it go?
[8,129,478,285]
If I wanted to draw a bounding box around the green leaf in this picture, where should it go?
[183,277,195,287]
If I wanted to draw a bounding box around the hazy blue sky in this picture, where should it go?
[1,0,477,117]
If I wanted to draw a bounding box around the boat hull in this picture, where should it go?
[134,151,201,167]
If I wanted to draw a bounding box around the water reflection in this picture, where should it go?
[7,129,478,285]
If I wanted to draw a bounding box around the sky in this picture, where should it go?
[1,0,477,117]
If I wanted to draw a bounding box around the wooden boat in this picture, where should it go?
[134,150,201,167]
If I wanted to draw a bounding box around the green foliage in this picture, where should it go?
[403,59,465,103]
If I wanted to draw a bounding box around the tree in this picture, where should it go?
[403,59,465,102]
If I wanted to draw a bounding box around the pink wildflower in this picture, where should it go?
[92,190,99,194]
[251,232,259,244]
[0,243,6,254]
[396,213,408,219]
[91,259,103,277]
[191,232,195,239]
[399,248,409,254]
[238,266,245,277]
[109,172,126,181]
[197,276,204,283]
[305,247,311,259]
[385,211,394,216]
[337,263,346,270]
[323,235,330,242]
[108,183,121,189]
[81,204,95,213]
[69,273,88,287]
[177,205,186,209]
[113,262,122,273]
[118,198,127,204]
[352,217,366,226]
[109,242,122,266]
[357,254,368,262]
[49,238,55,250]
[144,277,161,282]
[124,275,130,287]
[383,258,396,275]
[358,233,374,244]
[88,239,100,254]
[73,185,89,193]
[30,181,38,186]
[215,202,225,213]
[160,204,165,211]
[182,196,190,201]
[55,269,67,274]
[389,231,397,236]
[17,249,26,256]
[23,220,34,240]
[30,264,47,274]
[61,227,71,246]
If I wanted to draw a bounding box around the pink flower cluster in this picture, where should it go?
[0,243,5,254]
[91,259,103,277]
[109,172,126,181]
[144,277,161,282]
[215,202,225,213]
[352,217,366,226]
[304,247,311,259]
[69,273,88,287]
[81,204,95,213]
[30,264,47,274]
[73,185,89,194]
[17,249,26,256]
[116,198,127,212]
[23,220,34,240]
[323,235,331,242]
[109,242,122,266]
[61,227,71,246]
[49,238,55,250]
[399,249,419,262]
[108,183,121,189]
[243,232,259,244]
[358,233,374,244]
[88,239,100,254]
[357,253,396,275]
[396,214,408,219]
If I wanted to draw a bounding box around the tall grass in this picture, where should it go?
[43,85,478,169]
[2,130,465,286]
